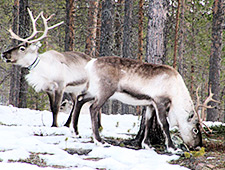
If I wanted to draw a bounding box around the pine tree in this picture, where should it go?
[65,0,74,51]
[9,0,29,108]
[207,0,223,121]
[85,0,99,57]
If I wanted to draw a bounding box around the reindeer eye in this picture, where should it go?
[19,46,26,52]
[189,112,194,119]
[193,128,198,135]
[187,111,195,122]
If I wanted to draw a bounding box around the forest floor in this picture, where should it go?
[105,124,225,170]
[1,105,224,170]
[169,125,225,170]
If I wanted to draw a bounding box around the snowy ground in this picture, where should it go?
[0,104,189,170]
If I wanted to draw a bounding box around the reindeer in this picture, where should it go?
[1,8,91,128]
[73,56,203,152]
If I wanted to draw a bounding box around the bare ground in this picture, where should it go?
[6,125,225,170]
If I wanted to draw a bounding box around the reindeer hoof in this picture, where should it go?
[51,124,58,127]
[93,138,105,146]
[141,142,152,150]
[64,123,70,128]
[167,147,183,155]
[71,129,80,138]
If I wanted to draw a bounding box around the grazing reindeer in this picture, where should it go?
[1,8,91,127]
[74,56,202,152]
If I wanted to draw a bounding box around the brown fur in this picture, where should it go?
[95,56,178,79]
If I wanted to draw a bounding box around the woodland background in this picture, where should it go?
[0,0,224,122]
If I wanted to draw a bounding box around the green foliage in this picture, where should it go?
[191,147,205,157]
[26,87,49,111]
[184,147,205,158]
[184,152,191,158]
[120,143,125,147]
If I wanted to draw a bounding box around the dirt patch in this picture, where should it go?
[65,148,92,155]
[8,153,48,167]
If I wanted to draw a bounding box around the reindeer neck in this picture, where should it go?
[27,54,40,70]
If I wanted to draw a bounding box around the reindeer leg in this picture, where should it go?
[157,113,175,150]
[142,105,154,149]
[64,93,76,127]
[155,103,176,152]
[89,92,115,144]
[51,90,63,127]
[72,92,94,135]
[47,92,57,127]
[97,110,102,129]
[90,101,102,143]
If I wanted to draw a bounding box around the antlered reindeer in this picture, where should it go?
[73,56,202,152]
[1,8,91,128]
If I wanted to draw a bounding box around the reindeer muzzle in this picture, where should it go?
[1,52,16,63]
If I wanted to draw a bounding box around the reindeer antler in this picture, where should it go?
[8,8,64,43]
[195,86,220,136]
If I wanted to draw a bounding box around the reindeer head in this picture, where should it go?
[1,8,63,69]
[169,89,202,149]
[183,86,220,149]
[183,109,202,149]
[2,42,41,67]
[177,85,219,149]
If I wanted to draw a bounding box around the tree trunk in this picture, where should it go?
[190,1,196,99]
[173,0,180,69]
[178,0,185,77]
[99,0,114,57]
[9,0,29,108]
[114,0,123,56]
[146,0,167,64]
[85,0,99,57]
[9,66,21,107]
[138,0,143,62]
[95,1,102,57]
[18,0,29,108]
[207,0,223,121]
[122,0,133,59]
[65,0,74,51]
[9,0,20,107]
[99,0,114,114]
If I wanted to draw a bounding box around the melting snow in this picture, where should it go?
[0,105,188,170]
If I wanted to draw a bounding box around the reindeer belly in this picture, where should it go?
[110,92,152,106]
[65,83,86,94]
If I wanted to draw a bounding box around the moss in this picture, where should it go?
[184,152,191,158]
[190,147,205,157]
[120,143,125,147]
